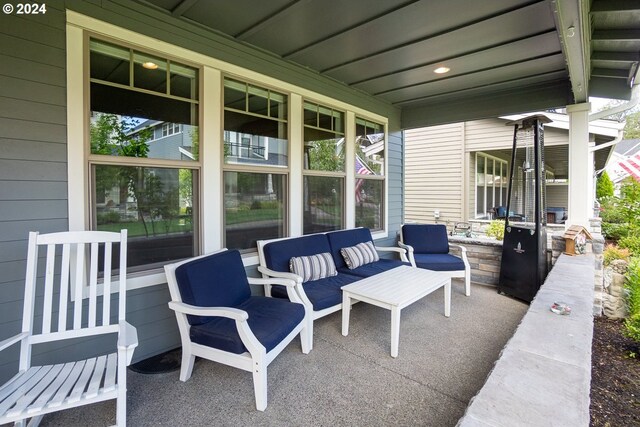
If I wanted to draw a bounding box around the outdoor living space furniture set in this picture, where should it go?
[0,225,470,424]
[163,224,470,411]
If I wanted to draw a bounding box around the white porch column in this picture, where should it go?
[566,102,591,228]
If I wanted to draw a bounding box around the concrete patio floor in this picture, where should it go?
[40,281,528,426]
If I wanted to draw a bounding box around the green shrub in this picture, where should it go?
[619,231,640,256]
[97,211,121,224]
[603,244,630,266]
[259,200,281,210]
[600,198,626,225]
[596,171,614,201]
[624,258,640,342]
[485,220,505,240]
[602,222,629,241]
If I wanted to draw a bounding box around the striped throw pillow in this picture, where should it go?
[289,252,338,282]
[341,241,379,270]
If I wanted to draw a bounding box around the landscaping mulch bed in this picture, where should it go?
[590,317,640,426]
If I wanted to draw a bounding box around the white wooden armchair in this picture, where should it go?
[0,230,138,426]
[164,249,310,411]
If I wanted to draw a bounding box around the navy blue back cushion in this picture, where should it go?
[326,228,373,268]
[402,224,449,254]
[262,234,331,272]
[175,250,251,325]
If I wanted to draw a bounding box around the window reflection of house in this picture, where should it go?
[129,120,196,161]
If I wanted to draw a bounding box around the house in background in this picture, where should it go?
[404,112,624,229]
[606,138,640,188]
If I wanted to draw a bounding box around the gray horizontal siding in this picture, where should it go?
[0,139,66,161]
[0,33,65,68]
[0,97,67,125]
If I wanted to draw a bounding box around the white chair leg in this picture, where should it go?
[26,415,43,427]
[116,358,127,426]
[307,317,314,351]
[179,350,196,382]
[465,270,471,296]
[300,324,311,354]
[252,354,268,411]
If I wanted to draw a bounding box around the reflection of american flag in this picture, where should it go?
[355,155,372,203]
[619,154,640,182]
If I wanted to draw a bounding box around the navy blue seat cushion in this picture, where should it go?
[271,273,361,311]
[175,250,250,326]
[190,296,305,354]
[263,234,332,272]
[337,259,411,278]
[413,253,465,272]
[326,228,373,269]
[402,224,449,254]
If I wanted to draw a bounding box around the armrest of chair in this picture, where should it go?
[448,243,467,253]
[257,266,303,284]
[257,267,312,308]
[0,332,28,352]
[248,276,298,288]
[397,242,416,267]
[117,321,139,366]
[448,243,470,271]
[169,302,267,355]
[375,245,409,263]
[168,301,249,321]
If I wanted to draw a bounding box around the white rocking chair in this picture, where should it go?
[0,230,138,426]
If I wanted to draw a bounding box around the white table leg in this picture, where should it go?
[342,292,351,336]
[444,279,451,318]
[390,306,401,358]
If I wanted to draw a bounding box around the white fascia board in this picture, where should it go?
[499,112,623,138]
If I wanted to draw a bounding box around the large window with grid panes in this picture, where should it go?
[71,20,389,288]
[355,117,385,231]
[302,101,345,235]
[222,78,288,251]
[88,38,199,271]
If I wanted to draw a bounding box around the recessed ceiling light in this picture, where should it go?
[434,66,450,74]
[142,61,158,70]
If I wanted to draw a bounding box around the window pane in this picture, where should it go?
[248,85,269,116]
[355,118,385,176]
[269,92,287,120]
[476,155,485,217]
[170,62,199,99]
[133,51,167,94]
[224,172,286,251]
[355,179,383,231]
[90,39,130,86]
[304,128,345,172]
[90,85,199,161]
[224,110,288,167]
[303,176,344,234]
[94,165,197,270]
[303,101,317,126]
[224,79,246,111]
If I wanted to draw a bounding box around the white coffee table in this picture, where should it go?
[341,265,451,358]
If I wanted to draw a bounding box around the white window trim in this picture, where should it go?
[66,11,389,294]
[474,152,509,219]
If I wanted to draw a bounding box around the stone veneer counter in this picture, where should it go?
[448,236,502,286]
